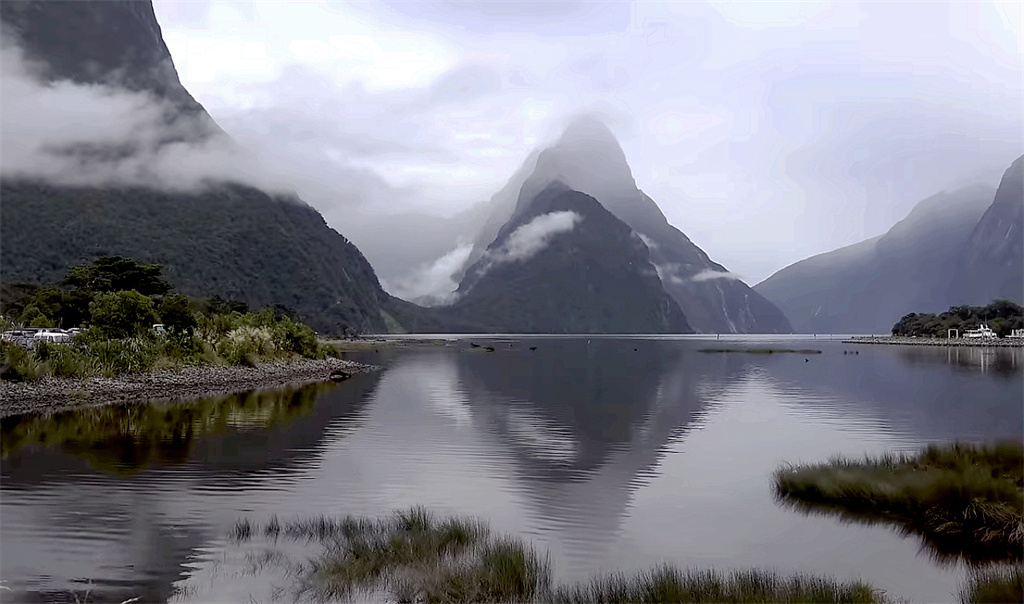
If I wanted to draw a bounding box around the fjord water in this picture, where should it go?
[1,338,1020,603]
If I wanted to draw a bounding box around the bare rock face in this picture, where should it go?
[451,181,691,334]
[465,117,792,333]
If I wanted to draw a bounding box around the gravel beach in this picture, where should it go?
[0,358,377,418]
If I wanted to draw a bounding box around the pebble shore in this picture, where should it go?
[843,336,1024,348]
[0,358,377,418]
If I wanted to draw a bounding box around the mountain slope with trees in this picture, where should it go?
[0,0,390,335]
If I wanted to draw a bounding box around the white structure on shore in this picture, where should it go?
[1008,328,1024,339]
[963,324,996,339]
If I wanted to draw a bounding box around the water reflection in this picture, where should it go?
[885,345,1021,378]
[2,339,1022,604]
[2,383,338,475]
[1,375,382,603]
[450,340,750,572]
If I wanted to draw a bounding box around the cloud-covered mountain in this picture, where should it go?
[952,156,1024,306]
[0,0,390,334]
[754,181,1006,334]
[460,117,792,333]
[447,181,690,333]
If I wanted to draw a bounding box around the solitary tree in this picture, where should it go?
[89,291,158,339]
[65,256,171,296]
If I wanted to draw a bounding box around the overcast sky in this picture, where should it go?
[152,0,1024,285]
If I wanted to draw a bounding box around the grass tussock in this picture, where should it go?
[698,348,823,355]
[551,565,885,603]
[959,565,1024,604]
[233,507,547,603]
[231,509,886,603]
[774,442,1024,564]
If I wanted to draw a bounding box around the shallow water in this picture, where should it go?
[1,336,1021,603]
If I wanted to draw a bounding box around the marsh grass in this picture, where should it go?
[231,509,885,603]
[698,348,823,355]
[551,565,885,603]
[233,507,546,602]
[773,442,1024,564]
[959,565,1024,603]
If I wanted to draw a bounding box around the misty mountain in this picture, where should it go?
[754,183,1000,334]
[0,0,390,335]
[446,181,690,333]
[465,117,791,334]
[952,156,1024,305]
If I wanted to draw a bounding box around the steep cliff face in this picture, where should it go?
[953,156,1024,305]
[468,117,792,333]
[450,182,690,333]
[0,1,389,334]
[755,184,998,333]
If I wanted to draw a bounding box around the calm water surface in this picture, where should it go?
[2,337,1021,603]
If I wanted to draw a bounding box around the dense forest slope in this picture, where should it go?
[0,1,389,334]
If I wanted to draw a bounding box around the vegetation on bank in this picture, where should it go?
[1,256,336,381]
[229,507,888,603]
[773,442,1024,565]
[891,300,1024,338]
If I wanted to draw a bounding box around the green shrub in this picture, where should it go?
[86,337,158,376]
[89,291,158,339]
[159,294,198,340]
[1,340,46,381]
[34,341,93,378]
[215,326,276,366]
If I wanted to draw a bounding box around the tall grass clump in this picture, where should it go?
[551,565,885,603]
[232,507,549,603]
[773,442,1024,563]
[959,565,1024,603]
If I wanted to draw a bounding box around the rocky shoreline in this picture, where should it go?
[843,336,1024,348]
[0,358,378,418]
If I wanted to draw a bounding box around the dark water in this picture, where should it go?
[1,337,1021,603]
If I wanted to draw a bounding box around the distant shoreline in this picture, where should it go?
[843,336,1024,348]
[0,358,377,419]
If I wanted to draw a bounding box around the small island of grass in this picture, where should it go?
[773,442,1024,564]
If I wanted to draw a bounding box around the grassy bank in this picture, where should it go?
[773,442,1024,564]
[229,508,889,603]
[2,255,340,382]
[2,307,336,382]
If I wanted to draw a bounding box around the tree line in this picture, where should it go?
[891,300,1024,338]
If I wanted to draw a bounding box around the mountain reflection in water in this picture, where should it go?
[1,338,1020,604]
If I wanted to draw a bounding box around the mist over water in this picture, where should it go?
[1,337,1021,603]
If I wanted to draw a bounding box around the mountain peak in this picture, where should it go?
[557,115,622,148]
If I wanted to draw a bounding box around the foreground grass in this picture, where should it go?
[773,442,1024,564]
[230,508,888,603]
[550,566,882,603]
[959,565,1024,604]
[698,348,823,355]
